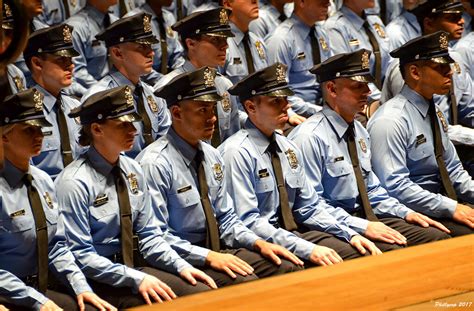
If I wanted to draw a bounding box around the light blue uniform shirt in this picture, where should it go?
[324,6,391,99]
[266,14,332,117]
[34,0,86,26]
[367,85,474,218]
[249,3,286,40]
[66,5,118,94]
[222,22,269,84]
[82,68,171,158]
[289,105,415,234]
[154,60,241,144]
[218,120,359,261]
[0,160,92,310]
[385,10,421,51]
[454,32,474,81]
[55,147,192,290]
[137,128,260,266]
[31,85,84,179]
[127,4,185,86]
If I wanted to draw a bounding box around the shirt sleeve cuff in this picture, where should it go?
[126,268,148,291]
[347,216,370,234]
[440,196,458,218]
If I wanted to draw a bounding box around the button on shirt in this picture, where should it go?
[154,60,241,144]
[67,5,118,93]
[136,128,260,266]
[289,105,415,234]
[367,85,474,218]
[55,147,192,290]
[218,120,358,261]
[223,22,269,84]
[385,10,421,51]
[127,3,185,85]
[82,68,171,158]
[31,85,84,179]
[324,6,391,99]
[0,160,92,310]
[266,15,332,117]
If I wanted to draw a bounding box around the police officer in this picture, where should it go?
[222,0,269,84]
[66,0,118,96]
[249,0,292,40]
[324,0,391,100]
[34,0,86,26]
[154,8,241,146]
[138,67,303,287]
[368,32,474,237]
[385,0,422,50]
[83,12,171,158]
[219,63,381,266]
[127,0,185,85]
[56,86,216,309]
[289,49,451,251]
[24,23,84,179]
[0,88,114,311]
[266,0,332,119]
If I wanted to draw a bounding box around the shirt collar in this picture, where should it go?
[290,13,311,39]
[110,68,133,86]
[400,84,430,117]
[322,104,350,140]
[341,5,365,30]
[1,159,29,188]
[245,119,279,155]
[86,146,126,178]
[182,59,197,72]
[230,22,245,44]
[167,126,201,167]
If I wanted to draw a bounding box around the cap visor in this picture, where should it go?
[52,48,80,57]
[191,93,223,102]
[432,55,455,64]
[206,30,235,38]
[136,36,159,45]
[24,118,53,128]
[114,112,143,123]
[262,87,294,98]
[349,74,374,83]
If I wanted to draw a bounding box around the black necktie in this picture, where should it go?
[363,21,382,89]
[119,0,127,17]
[428,101,458,200]
[448,83,458,125]
[346,123,379,221]
[23,174,49,293]
[195,150,220,251]
[103,13,111,29]
[278,13,286,22]
[242,32,255,74]
[157,15,168,74]
[309,27,321,65]
[267,138,298,231]
[56,97,73,167]
[176,0,184,20]
[134,84,154,147]
[379,0,387,25]
[62,0,71,19]
[111,166,134,267]
[210,104,221,148]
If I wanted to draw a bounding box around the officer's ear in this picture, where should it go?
[324,80,337,98]
[423,16,438,34]
[222,0,232,9]
[185,38,196,51]
[30,56,43,72]
[408,63,422,81]
[170,104,182,121]
[110,46,123,61]
[244,98,257,115]
[90,122,104,138]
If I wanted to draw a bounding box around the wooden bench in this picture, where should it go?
[131,235,474,310]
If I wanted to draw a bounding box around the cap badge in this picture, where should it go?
[219,9,229,25]
[124,86,134,107]
[358,139,367,153]
[439,33,449,50]
[33,89,44,112]
[204,68,215,88]
[127,173,139,194]
[276,64,286,83]
[143,15,152,33]
[319,37,328,51]
[255,41,265,60]
[213,163,224,181]
[373,23,386,39]
[63,25,72,43]
[285,149,299,169]
[147,95,159,113]
[4,3,12,18]
[221,92,231,112]
[361,51,370,69]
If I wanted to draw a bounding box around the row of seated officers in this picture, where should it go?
[0,2,473,311]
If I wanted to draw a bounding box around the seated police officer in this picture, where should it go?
[368,32,474,237]
[24,23,84,179]
[0,89,114,311]
[219,63,381,266]
[55,86,216,309]
[137,67,303,288]
[289,49,450,252]
[83,12,171,159]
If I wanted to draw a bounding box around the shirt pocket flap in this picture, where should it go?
[255,178,274,193]
[408,142,432,161]
[327,161,352,177]
[171,188,201,208]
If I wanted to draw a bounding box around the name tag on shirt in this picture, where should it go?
[93,194,109,207]
[233,57,242,65]
[42,130,53,136]
[349,39,360,46]
[416,134,427,146]
[10,209,26,218]
[92,40,101,47]
[334,156,344,162]
[258,169,270,178]
[177,185,192,193]
[296,52,306,60]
